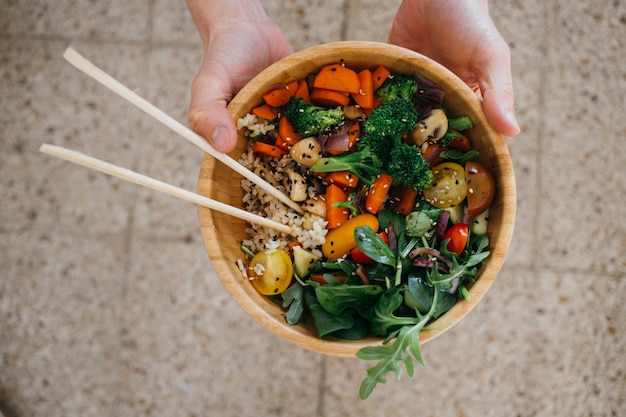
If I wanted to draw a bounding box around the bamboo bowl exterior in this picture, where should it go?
[198,41,516,357]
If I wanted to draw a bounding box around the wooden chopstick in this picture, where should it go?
[39,144,293,235]
[62,47,304,215]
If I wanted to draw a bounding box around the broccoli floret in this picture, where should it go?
[385,136,434,190]
[376,74,419,103]
[310,147,383,186]
[362,99,419,139]
[356,130,392,158]
[284,97,344,136]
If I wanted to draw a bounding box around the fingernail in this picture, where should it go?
[211,126,228,150]
[505,109,521,135]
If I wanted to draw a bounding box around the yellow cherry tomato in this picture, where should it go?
[423,162,467,209]
[249,249,294,295]
[322,213,379,261]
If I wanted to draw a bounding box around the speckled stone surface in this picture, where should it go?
[1,0,625,416]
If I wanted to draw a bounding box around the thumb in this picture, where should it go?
[188,66,238,153]
[478,43,521,137]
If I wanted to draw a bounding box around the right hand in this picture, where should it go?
[187,11,293,153]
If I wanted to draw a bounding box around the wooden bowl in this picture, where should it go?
[198,41,516,357]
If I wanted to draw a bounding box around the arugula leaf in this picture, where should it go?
[429,249,490,290]
[370,287,419,336]
[356,289,440,399]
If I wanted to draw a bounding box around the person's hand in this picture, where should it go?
[186,0,293,153]
[389,0,520,137]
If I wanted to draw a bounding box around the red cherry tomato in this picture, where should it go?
[350,231,388,264]
[465,161,496,218]
[448,132,472,152]
[443,223,469,256]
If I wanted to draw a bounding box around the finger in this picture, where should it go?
[477,41,521,137]
[481,85,520,137]
[188,65,238,153]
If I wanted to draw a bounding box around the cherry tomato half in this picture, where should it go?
[465,161,496,218]
[443,223,469,256]
[249,249,293,295]
[423,162,468,209]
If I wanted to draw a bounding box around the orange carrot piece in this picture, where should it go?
[252,103,278,120]
[262,86,291,107]
[287,240,303,258]
[325,171,359,189]
[310,88,350,107]
[294,79,311,102]
[347,120,361,151]
[372,65,391,90]
[395,185,419,216]
[313,64,361,94]
[253,141,286,158]
[351,69,375,109]
[277,115,302,149]
[325,184,350,229]
[309,272,348,285]
[365,173,393,214]
[286,80,299,96]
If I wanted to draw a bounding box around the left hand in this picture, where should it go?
[389,0,520,137]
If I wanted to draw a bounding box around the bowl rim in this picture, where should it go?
[198,41,516,357]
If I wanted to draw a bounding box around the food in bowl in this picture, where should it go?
[199,41,515,400]
[235,60,494,398]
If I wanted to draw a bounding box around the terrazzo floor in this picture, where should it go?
[1,0,625,416]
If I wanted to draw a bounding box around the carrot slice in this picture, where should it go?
[262,86,291,107]
[365,173,393,214]
[325,171,359,189]
[277,115,302,149]
[313,64,361,94]
[372,65,391,90]
[394,185,419,216]
[252,103,278,120]
[253,141,286,158]
[351,69,375,109]
[325,184,350,229]
[287,240,303,258]
[309,272,348,285]
[294,79,311,103]
[310,88,350,107]
[286,80,299,96]
[347,120,361,151]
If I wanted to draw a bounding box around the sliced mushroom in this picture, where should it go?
[289,137,323,167]
[283,167,308,202]
[253,162,278,186]
[301,196,326,217]
[343,105,365,120]
[410,108,448,146]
